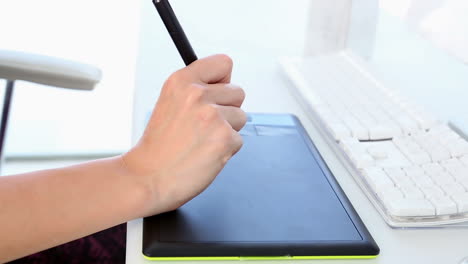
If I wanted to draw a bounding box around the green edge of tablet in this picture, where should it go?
[143,254,378,261]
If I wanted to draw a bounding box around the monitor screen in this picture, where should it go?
[351,0,468,138]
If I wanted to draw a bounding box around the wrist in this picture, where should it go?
[118,149,166,218]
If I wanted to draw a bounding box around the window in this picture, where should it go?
[0,0,140,157]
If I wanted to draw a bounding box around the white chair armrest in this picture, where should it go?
[0,50,102,90]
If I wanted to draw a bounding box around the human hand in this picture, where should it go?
[122,54,246,216]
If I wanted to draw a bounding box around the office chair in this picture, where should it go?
[0,49,102,172]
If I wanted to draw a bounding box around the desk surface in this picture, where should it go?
[127,1,468,263]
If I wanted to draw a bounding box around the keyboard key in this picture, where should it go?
[451,170,468,182]
[368,124,399,140]
[377,188,404,206]
[386,198,435,217]
[400,185,425,199]
[365,141,412,168]
[460,155,468,167]
[438,131,460,145]
[441,159,465,175]
[403,166,425,178]
[450,193,468,213]
[429,196,458,215]
[420,186,445,199]
[457,179,468,191]
[409,109,439,131]
[422,163,445,176]
[393,115,419,135]
[439,182,466,195]
[342,117,369,140]
[367,146,388,160]
[405,142,423,152]
[339,138,362,155]
[410,174,435,188]
[428,147,451,162]
[362,167,394,191]
[350,152,375,169]
[430,174,457,188]
[448,140,468,158]
[429,124,452,136]
[384,167,405,179]
[328,122,352,140]
[400,147,431,165]
[384,168,414,188]
[392,135,408,148]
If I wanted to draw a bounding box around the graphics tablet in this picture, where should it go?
[143,113,379,261]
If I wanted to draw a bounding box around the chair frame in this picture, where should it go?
[0,80,14,161]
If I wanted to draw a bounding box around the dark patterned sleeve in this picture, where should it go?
[7,224,126,264]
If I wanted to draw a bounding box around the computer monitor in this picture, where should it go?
[382,0,468,64]
[304,0,468,137]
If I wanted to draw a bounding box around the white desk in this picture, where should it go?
[127,1,468,263]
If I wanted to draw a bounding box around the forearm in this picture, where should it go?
[0,156,150,262]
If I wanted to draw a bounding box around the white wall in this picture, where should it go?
[0,0,140,156]
[133,0,311,141]
[379,0,468,63]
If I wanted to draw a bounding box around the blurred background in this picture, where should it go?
[0,0,466,174]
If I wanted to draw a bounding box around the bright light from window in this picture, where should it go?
[0,0,140,157]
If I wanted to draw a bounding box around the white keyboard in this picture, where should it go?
[281,51,468,227]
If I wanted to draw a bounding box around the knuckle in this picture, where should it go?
[212,124,234,149]
[232,132,243,146]
[164,71,182,88]
[199,104,219,122]
[216,54,233,70]
[221,153,231,166]
[227,84,245,107]
[164,69,191,91]
[163,71,184,95]
[186,84,207,104]
[220,132,243,164]
[234,133,244,151]
[219,125,234,142]
[238,87,246,102]
[239,109,248,129]
[217,139,234,160]
[231,85,246,106]
[212,140,229,156]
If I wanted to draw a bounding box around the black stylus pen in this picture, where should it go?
[153,0,198,66]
